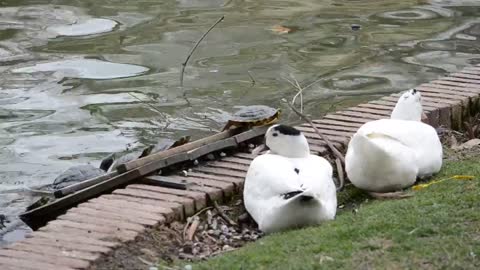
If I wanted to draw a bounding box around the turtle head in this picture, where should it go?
[391,88,423,121]
[264,124,310,158]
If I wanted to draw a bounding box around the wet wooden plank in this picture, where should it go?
[141,175,191,190]
[188,137,237,160]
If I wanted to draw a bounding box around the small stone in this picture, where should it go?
[222,245,231,250]
[182,170,188,177]
[149,267,158,270]
[220,225,229,234]
[198,225,204,231]
[193,160,199,165]
[184,265,193,270]
[207,229,215,235]
[220,152,226,157]
[188,168,193,172]
[248,143,255,149]
[207,154,215,160]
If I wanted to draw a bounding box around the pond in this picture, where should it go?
[1,0,480,245]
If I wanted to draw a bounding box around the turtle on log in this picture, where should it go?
[222,105,281,131]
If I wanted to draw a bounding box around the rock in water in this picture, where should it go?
[53,164,105,190]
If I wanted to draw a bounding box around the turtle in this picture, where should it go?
[52,164,105,190]
[222,105,281,131]
[101,136,191,172]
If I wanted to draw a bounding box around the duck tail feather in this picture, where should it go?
[281,190,303,200]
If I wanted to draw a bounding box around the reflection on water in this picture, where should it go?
[1,0,480,245]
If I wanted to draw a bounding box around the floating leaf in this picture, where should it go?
[270,25,292,34]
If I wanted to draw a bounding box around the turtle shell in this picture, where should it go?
[230,105,280,124]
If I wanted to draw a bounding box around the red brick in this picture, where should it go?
[127,184,207,211]
[113,188,186,218]
[69,205,158,227]
[206,161,249,172]
[81,202,165,225]
[0,256,75,270]
[194,166,246,179]
[169,175,233,199]
[11,242,100,261]
[59,211,146,232]
[18,237,111,254]
[0,248,90,269]
[92,196,175,222]
[41,220,138,242]
[28,230,118,248]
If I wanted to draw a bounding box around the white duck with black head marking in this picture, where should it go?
[243,124,337,234]
[345,89,443,192]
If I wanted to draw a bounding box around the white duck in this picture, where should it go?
[345,89,443,192]
[243,124,337,234]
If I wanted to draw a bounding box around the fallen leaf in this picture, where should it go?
[270,25,292,34]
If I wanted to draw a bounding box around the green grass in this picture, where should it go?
[183,156,480,270]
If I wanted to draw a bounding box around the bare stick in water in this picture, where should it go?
[128,92,170,130]
[247,70,256,87]
[283,99,345,164]
[180,15,225,88]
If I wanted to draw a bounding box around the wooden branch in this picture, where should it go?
[117,128,239,173]
[213,201,237,226]
[53,171,119,198]
[284,100,345,163]
[180,15,224,87]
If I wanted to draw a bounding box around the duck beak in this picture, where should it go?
[251,143,269,156]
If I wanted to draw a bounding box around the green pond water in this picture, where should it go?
[1,0,480,245]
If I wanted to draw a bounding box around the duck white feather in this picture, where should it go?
[345,89,443,192]
[243,124,337,234]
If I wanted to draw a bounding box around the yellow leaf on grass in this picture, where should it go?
[412,175,475,191]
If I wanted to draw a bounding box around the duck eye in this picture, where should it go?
[272,133,278,137]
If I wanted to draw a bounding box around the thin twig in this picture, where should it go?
[213,201,237,226]
[247,70,256,87]
[180,15,225,88]
[283,99,345,163]
[292,77,304,113]
[367,191,413,200]
[282,76,303,113]
[128,92,171,130]
[334,157,345,191]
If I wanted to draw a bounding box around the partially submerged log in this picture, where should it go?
[19,126,269,230]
